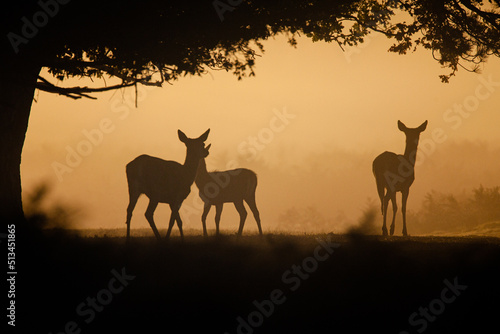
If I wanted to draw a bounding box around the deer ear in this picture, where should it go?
[198,129,210,142]
[206,143,211,151]
[397,120,407,132]
[417,120,428,132]
[178,130,188,143]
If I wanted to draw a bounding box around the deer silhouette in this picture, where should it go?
[125,129,210,241]
[195,157,262,236]
[372,120,427,236]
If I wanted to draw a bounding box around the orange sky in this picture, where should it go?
[21,34,500,233]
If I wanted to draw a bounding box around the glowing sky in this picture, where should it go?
[21,34,500,232]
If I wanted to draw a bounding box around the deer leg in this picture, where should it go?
[215,204,223,236]
[145,200,161,240]
[167,204,184,240]
[234,201,248,236]
[382,193,390,236]
[245,196,262,235]
[165,212,176,239]
[175,209,184,240]
[389,194,398,236]
[201,202,211,237]
[402,189,409,236]
[125,191,140,242]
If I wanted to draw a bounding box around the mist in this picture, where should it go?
[21,135,500,236]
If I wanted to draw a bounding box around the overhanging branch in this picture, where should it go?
[458,0,500,30]
[35,76,152,100]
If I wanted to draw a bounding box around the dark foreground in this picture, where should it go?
[14,232,500,333]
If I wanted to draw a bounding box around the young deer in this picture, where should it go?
[195,157,262,236]
[372,120,427,236]
[125,129,210,241]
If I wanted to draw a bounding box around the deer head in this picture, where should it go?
[178,129,211,162]
[398,120,427,145]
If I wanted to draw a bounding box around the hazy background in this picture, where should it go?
[20,34,500,234]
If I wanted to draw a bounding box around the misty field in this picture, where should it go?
[16,229,500,334]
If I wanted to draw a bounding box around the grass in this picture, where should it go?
[15,230,500,333]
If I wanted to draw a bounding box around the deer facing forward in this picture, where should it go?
[195,157,262,236]
[372,120,427,236]
[125,129,210,241]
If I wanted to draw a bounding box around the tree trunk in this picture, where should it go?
[0,59,40,225]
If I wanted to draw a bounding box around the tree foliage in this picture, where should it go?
[388,0,500,82]
[3,0,500,100]
[409,185,500,234]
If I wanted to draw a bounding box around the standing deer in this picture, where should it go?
[372,120,427,236]
[195,157,262,236]
[125,129,210,241]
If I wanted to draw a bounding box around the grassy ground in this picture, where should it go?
[15,231,500,333]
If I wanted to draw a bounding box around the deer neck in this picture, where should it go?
[183,150,203,184]
[195,158,210,187]
[403,138,419,166]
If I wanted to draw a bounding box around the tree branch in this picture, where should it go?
[457,0,500,30]
[35,76,137,99]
